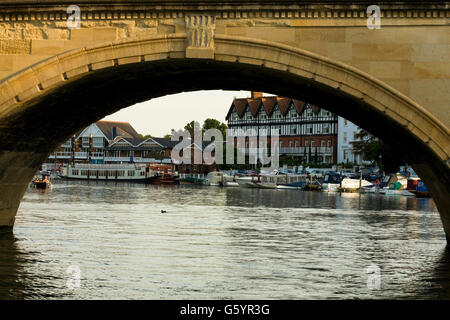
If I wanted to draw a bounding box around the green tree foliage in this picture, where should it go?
[353,128,406,173]
[139,133,151,139]
[184,121,201,137]
[202,118,228,139]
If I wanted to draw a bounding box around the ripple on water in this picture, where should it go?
[0,179,448,299]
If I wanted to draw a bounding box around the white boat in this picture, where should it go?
[60,163,154,183]
[236,176,254,187]
[204,171,237,186]
[359,185,378,193]
[338,178,373,192]
[322,183,340,192]
[236,175,277,189]
[382,189,415,196]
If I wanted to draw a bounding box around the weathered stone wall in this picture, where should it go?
[0,3,448,126]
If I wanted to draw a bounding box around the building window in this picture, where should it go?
[305,140,309,147]
[327,140,331,147]
[321,140,325,147]
[344,119,348,126]
[323,123,330,134]
[311,140,315,147]
[344,132,347,143]
[289,141,293,147]
[290,125,297,135]
[306,124,313,134]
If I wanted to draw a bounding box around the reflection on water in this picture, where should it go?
[0,180,448,299]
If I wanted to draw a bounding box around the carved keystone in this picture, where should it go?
[185,14,216,59]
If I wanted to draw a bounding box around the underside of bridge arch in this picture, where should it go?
[0,35,448,242]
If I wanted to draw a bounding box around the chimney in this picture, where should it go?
[251,91,263,99]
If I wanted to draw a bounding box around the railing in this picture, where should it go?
[49,152,71,159]
[280,147,333,154]
[178,173,205,179]
[104,157,173,163]
[240,146,334,155]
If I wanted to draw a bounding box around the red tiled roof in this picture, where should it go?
[233,98,248,118]
[292,99,306,114]
[247,99,261,116]
[276,97,291,115]
[310,104,321,114]
[261,96,277,115]
[225,94,327,119]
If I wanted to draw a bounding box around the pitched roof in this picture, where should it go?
[225,94,330,120]
[276,97,291,115]
[292,99,306,114]
[151,137,179,149]
[310,104,321,114]
[261,96,277,115]
[247,99,261,116]
[96,120,143,146]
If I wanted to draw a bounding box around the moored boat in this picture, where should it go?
[276,174,308,190]
[175,175,205,185]
[338,177,372,192]
[31,172,52,189]
[204,171,236,186]
[321,172,342,192]
[59,163,154,183]
[410,180,432,198]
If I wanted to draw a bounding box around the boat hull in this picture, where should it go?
[60,176,154,183]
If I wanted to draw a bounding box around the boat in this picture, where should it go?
[147,164,178,185]
[59,163,155,183]
[236,174,277,189]
[321,172,342,192]
[149,173,178,185]
[303,174,322,191]
[378,173,413,195]
[204,171,238,187]
[236,176,254,187]
[30,172,52,189]
[338,177,372,192]
[276,174,308,190]
[410,180,432,198]
[175,175,205,185]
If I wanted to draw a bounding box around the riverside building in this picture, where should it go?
[225,92,364,165]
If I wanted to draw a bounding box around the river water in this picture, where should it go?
[1,179,449,299]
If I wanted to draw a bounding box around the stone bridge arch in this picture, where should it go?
[0,34,449,240]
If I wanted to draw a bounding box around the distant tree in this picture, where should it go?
[184,121,201,137]
[139,133,151,139]
[202,118,228,139]
[352,128,407,172]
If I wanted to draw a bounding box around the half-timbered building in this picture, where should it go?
[226,92,338,164]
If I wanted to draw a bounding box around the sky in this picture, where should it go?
[102,90,253,137]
